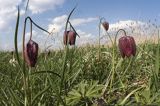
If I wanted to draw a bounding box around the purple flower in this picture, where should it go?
[118,36,136,58]
[102,21,109,31]
[25,40,38,67]
[63,31,76,45]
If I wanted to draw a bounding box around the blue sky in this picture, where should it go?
[0,0,160,51]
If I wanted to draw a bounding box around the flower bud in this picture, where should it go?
[118,36,136,58]
[25,40,38,67]
[63,31,76,45]
[102,21,109,31]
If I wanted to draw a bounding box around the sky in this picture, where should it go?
[0,0,160,51]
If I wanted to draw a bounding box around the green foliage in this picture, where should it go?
[0,42,160,105]
[66,80,103,105]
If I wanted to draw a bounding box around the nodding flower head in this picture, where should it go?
[25,40,39,67]
[102,21,109,31]
[118,36,136,58]
[63,31,76,45]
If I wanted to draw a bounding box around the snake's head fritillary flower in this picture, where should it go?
[25,40,38,67]
[102,21,109,31]
[63,31,76,45]
[118,36,136,58]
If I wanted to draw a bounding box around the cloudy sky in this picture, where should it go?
[0,0,160,51]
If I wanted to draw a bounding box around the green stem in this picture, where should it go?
[25,17,50,35]
[100,17,114,94]
[109,29,127,90]
[24,0,30,15]
[22,16,29,106]
[60,6,77,104]
[122,57,133,76]
[109,44,115,90]
[22,16,50,106]
[98,18,101,60]
[99,17,113,45]
[14,7,21,66]
[114,29,127,45]
[64,6,77,47]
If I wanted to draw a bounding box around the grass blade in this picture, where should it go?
[120,86,145,105]
[31,86,50,105]
[14,6,21,66]
[31,71,61,78]
[155,30,160,76]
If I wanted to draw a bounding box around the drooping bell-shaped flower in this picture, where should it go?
[63,31,76,45]
[118,36,136,58]
[102,21,109,31]
[25,40,38,67]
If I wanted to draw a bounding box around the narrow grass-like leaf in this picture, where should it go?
[155,30,160,76]
[68,21,80,37]
[31,86,50,105]
[8,88,21,106]
[150,91,160,103]
[70,69,82,84]
[120,86,145,105]
[1,88,9,103]
[48,76,66,106]
[31,71,61,78]
[14,7,21,66]
[25,0,30,15]
[61,6,77,93]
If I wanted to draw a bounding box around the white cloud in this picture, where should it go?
[28,0,65,14]
[0,0,21,8]
[52,15,67,24]
[71,17,98,26]
[0,0,22,30]
[76,30,96,45]
[108,20,146,31]
[48,15,98,33]
[0,0,65,31]
[48,15,67,33]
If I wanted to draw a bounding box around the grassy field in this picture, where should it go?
[0,41,160,105]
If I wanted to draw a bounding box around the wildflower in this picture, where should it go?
[9,58,17,67]
[63,31,76,45]
[102,21,109,31]
[118,36,136,58]
[9,51,18,67]
[25,40,38,67]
